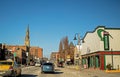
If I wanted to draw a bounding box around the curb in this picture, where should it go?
[105,70,120,73]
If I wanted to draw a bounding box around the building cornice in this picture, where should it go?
[82,26,120,41]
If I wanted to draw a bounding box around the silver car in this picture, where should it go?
[41,62,54,73]
[35,62,41,67]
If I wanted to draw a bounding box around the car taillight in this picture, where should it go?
[9,66,13,70]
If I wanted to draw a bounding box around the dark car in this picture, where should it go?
[57,62,64,67]
[41,62,54,73]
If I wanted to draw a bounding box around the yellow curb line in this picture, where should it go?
[105,70,120,73]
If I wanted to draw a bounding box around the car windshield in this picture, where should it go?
[0,62,12,65]
[36,62,40,63]
[43,63,53,65]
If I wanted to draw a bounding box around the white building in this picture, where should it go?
[81,26,120,70]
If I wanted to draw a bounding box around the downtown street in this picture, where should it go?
[12,66,120,77]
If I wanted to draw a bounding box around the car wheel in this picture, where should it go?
[12,71,17,77]
[18,70,22,77]
[41,71,44,74]
[17,73,21,77]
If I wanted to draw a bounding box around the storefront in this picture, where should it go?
[82,51,120,70]
[81,26,120,70]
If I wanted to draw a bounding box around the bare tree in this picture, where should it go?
[58,40,63,58]
[62,36,69,61]
[59,40,63,53]
[58,36,69,61]
[69,42,75,63]
[63,36,69,50]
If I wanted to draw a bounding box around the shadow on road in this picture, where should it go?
[21,74,37,77]
[40,68,64,74]
[54,71,63,74]
[41,71,63,74]
[55,68,61,71]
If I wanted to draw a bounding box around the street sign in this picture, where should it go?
[26,52,28,56]
[14,52,16,57]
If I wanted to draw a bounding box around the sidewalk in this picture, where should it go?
[21,65,35,70]
[65,65,120,77]
[65,65,83,70]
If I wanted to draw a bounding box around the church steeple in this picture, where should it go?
[25,25,30,47]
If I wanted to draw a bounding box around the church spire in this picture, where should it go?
[25,24,30,47]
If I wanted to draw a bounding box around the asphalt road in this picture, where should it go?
[0,66,120,77]
[21,66,120,77]
[22,66,63,77]
[1,66,119,77]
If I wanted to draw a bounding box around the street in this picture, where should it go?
[21,66,40,77]
[0,66,120,77]
[21,66,120,77]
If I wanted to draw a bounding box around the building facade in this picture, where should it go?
[5,45,43,64]
[30,46,43,59]
[81,26,120,70]
[50,52,58,63]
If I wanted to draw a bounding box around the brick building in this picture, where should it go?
[5,45,43,64]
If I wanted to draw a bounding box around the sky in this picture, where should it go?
[0,0,120,58]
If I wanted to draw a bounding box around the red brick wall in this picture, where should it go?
[6,45,43,59]
[30,47,43,58]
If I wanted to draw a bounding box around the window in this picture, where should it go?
[0,62,12,65]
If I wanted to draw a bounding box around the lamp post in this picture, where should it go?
[111,48,114,69]
[26,46,30,66]
[26,52,28,66]
[73,33,81,69]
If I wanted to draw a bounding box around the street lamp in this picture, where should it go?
[73,33,81,45]
[26,46,30,66]
[26,52,28,66]
[73,33,81,69]
[111,48,114,69]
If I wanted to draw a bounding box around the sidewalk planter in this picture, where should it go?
[106,64,112,70]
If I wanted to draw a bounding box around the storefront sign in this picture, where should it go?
[97,29,111,51]
[14,52,16,57]
[103,32,109,50]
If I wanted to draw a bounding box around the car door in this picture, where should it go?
[14,62,21,76]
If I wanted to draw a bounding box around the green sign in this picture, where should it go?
[103,33,109,50]
[97,29,105,41]
[14,52,16,57]
[97,29,112,51]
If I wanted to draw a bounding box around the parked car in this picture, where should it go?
[0,59,22,77]
[41,62,54,73]
[35,62,41,67]
[57,62,64,67]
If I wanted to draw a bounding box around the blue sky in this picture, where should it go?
[0,0,120,58]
